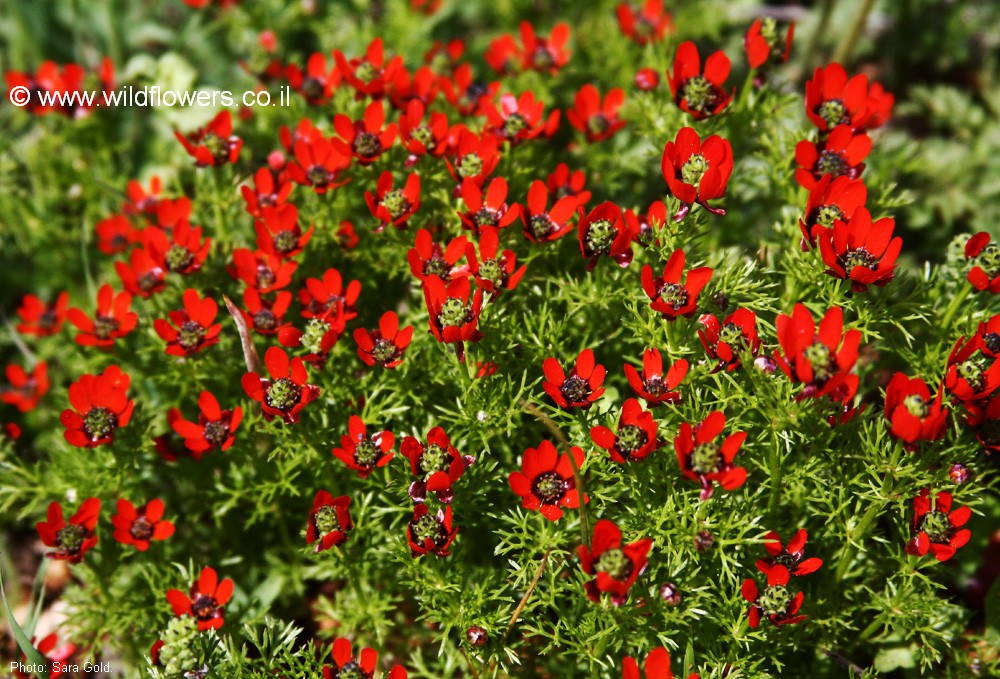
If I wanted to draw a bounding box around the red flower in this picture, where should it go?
[466,227,526,293]
[634,67,660,91]
[16,291,69,336]
[567,85,627,142]
[445,128,501,187]
[698,309,761,373]
[458,177,521,237]
[68,284,138,348]
[230,248,298,293]
[485,33,522,75]
[755,530,823,577]
[332,100,397,165]
[111,498,175,551]
[744,18,794,70]
[241,166,294,218]
[115,246,167,298]
[333,37,403,99]
[624,348,687,405]
[287,134,352,193]
[298,267,361,321]
[153,288,222,357]
[884,373,948,447]
[422,275,483,362]
[306,491,353,553]
[622,646,699,679]
[332,415,395,479]
[616,1,673,45]
[799,175,868,248]
[944,334,1000,408]
[741,565,806,628]
[965,232,1000,293]
[365,171,421,231]
[407,228,469,282]
[240,289,292,336]
[401,426,471,503]
[96,214,137,255]
[805,63,891,132]
[440,63,500,116]
[482,92,558,145]
[518,22,572,73]
[387,65,439,110]
[174,110,241,166]
[816,208,901,292]
[322,638,379,679]
[60,365,134,447]
[905,489,971,562]
[35,498,100,563]
[542,348,606,409]
[641,250,712,319]
[13,633,76,679]
[667,42,733,119]
[171,390,243,457]
[285,52,339,105]
[509,440,586,521]
[577,519,652,605]
[144,220,211,275]
[794,124,871,190]
[521,179,578,243]
[399,100,450,158]
[674,411,747,501]
[547,163,592,207]
[407,504,459,557]
[578,201,634,270]
[166,566,234,631]
[661,126,733,221]
[591,398,660,463]
[255,204,314,259]
[353,311,414,369]
[968,394,1000,453]
[773,304,861,403]
[241,346,321,424]
[2,361,49,413]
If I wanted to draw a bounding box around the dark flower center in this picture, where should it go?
[301,77,324,101]
[202,133,229,162]
[586,113,610,136]
[57,524,87,552]
[502,113,529,138]
[420,443,452,476]
[380,189,411,220]
[273,230,298,255]
[84,406,118,439]
[841,247,877,271]
[254,309,278,332]
[643,376,669,397]
[353,132,382,159]
[532,46,555,69]
[191,594,221,622]
[690,441,722,474]
[902,394,929,419]
[93,315,121,340]
[681,75,721,114]
[178,321,206,350]
[532,471,567,504]
[478,258,504,287]
[307,165,332,187]
[139,272,161,293]
[803,342,834,383]
[594,547,634,580]
[918,509,953,543]
[412,513,447,545]
[354,439,379,467]
[584,218,617,255]
[680,153,708,186]
[265,377,302,412]
[314,505,341,535]
[817,99,848,128]
[815,149,848,178]
[166,245,195,272]
[424,255,451,280]
[335,661,368,679]
[437,298,469,328]
[560,375,591,404]
[473,207,500,228]
[975,243,1000,279]
[456,153,483,178]
[758,584,793,617]
[529,214,556,239]
[614,424,649,458]
[657,282,690,310]
[203,420,229,446]
[40,310,58,330]
[130,516,154,541]
[372,338,399,364]
[983,332,1000,354]
[256,264,276,289]
[355,61,379,84]
[815,204,844,228]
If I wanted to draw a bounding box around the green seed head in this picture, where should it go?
[680,153,709,187]
[657,282,690,310]
[758,584,793,617]
[689,441,722,474]
[84,406,118,440]
[202,132,227,162]
[166,245,195,272]
[314,504,341,535]
[301,318,331,355]
[919,510,952,543]
[438,297,469,328]
[57,524,87,552]
[586,113,610,137]
[355,61,379,84]
[815,204,845,228]
[265,377,301,412]
[502,113,529,138]
[681,75,719,114]
[372,338,398,364]
[614,424,649,459]
[478,258,504,287]
[803,342,833,382]
[456,153,483,178]
[976,243,1000,279]
[529,214,555,240]
[380,189,410,220]
[718,322,744,347]
[473,208,500,228]
[594,547,634,580]
[585,218,617,255]
[424,256,450,280]
[412,125,435,150]
[160,616,200,676]
[420,443,452,476]
[817,99,848,128]
[273,229,298,255]
[532,471,567,503]
[354,439,379,467]
[903,394,929,419]
[412,513,445,544]
[957,359,986,391]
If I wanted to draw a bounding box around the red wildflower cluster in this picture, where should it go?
[307,491,353,553]
[591,398,660,463]
[175,110,242,166]
[616,1,673,45]
[2,361,49,413]
[698,309,761,373]
[486,22,571,75]
[641,250,713,319]
[884,373,948,449]
[16,292,69,336]
[624,348,687,405]
[542,348,606,409]
[170,390,242,458]
[333,415,395,479]
[401,426,471,503]
[773,304,861,406]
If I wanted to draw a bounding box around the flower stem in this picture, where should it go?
[804,0,838,71]
[501,546,551,644]
[832,0,877,65]
[939,283,972,334]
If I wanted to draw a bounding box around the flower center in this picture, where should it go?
[532,46,555,70]
[84,406,118,439]
[473,207,500,228]
[273,230,298,255]
[841,247,877,271]
[815,204,844,228]
[372,338,398,364]
[978,418,1000,446]
[643,376,669,397]
[975,242,1000,279]
[355,61,379,84]
[957,359,986,392]
[130,516,154,541]
[815,149,848,178]
[191,594,220,622]
[532,471,567,504]
[586,113,610,136]
[803,342,834,383]
[420,443,452,476]
[412,513,446,544]
[529,214,556,239]
[594,547,634,580]
[438,297,469,328]
[817,99,848,128]
[139,272,161,293]
[689,441,722,474]
[256,264,276,289]
[166,245,194,272]
[560,375,591,404]
[301,77,324,101]
[203,420,229,446]
[680,153,708,186]
[265,377,302,412]
[614,424,649,459]
[307,165,332,188]
[178,320,206,350]
[353,132,382,159]
[657,282,689,310]
[718,322,744,347]
[918,509,953,543]
[424,255,451,280]
[412,125,435,150]
[456,153,483,178]
[478,258,504,287]
[681,75,720,114]
[584,218,617,255]
[903,394,929,418]
[983,332,1000,354]
[314,505,342,535]
[253,309,277,332]
[40,310,58,330]
[758,584,793,617]
[57,524,87,552]
[94,315,121,340]
[301,318,331,355]
[502,113,529,138]
[354,439,379,467]
[380,189,411,220]
[202,133,229,162]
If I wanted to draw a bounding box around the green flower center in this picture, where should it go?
[841,247,877,271]
[84,406,118,439]
[178,320,206,350]
[903,394,929,418]
[412,125,435,150]
[420,443,452,476]
[473,207,500,228]
[336,662,367,679]
[532,47,555,69]
[412,514,446,544]
[817,99,848,128]
[614,424,648,458]
[253,309,277,332]
[560,375,591,404]
[478,258,504,286]
[424,256,450,280]
[690,441,722,474]
[532,471,567,504]
[657,282,689,310]
[355,61,379,84]
[957,359,986,391]
[381,189,410,220]
[529,214,556,239]
[203,132,228,162]
[718,322,744,347]
[307,165,332,187]
[273,230,298,255]
[354,439,379,467]
[372,338,398,364]
[130,516,154,541]
[586,113,610,136]
[265,377,301,412]
[594,548,634,580]
[94,315,121,340]
[919,509,953,543]
[681,75,719,114]
[314,505,341,535]
[438,297,469,328]
[456,153,483,178]
[353,132,382,158]
[57,524,87,552]
[584,218,617,255]
[975,243,1000,278]
[680,153,708,186]
[816,204,844,228]
[758,584,793,617]
[203,420,229,446]
[816,150,848,177]
[166,245,195,272]
[502,113,529,138]
[803,342,834,383]
[301,318,331,355]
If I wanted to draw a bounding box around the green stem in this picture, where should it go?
[939,283,972,334]
[766,431,784,514]
[804,0,838,71]
[833,0,878,65]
